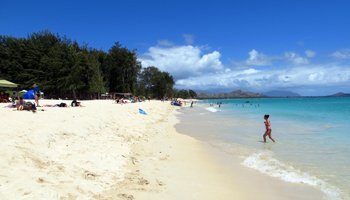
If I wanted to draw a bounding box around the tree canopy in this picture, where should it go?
[137,66,174,99]
[0,30,182,99]
[174,89,197,99]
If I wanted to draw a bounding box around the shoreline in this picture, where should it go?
[102,102,247,199]
[175,106,324,200]
[1,100,324,199]
[190,100,350,200]
[103,101,323,200]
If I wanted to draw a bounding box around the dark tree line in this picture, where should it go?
[0,30,178,99]
[173,89,197,99]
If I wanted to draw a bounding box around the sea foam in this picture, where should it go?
[242,151,345,200]
[205,107,218,113]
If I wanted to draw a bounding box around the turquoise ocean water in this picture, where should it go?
[178,97,350,200]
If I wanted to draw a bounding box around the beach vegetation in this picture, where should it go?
[136,66,174,99]
[174,89,197,99]
[0,30,180,99]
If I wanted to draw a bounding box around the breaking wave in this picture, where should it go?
[242,151,345,200]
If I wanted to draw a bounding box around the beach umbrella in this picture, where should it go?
[0,79,18,88]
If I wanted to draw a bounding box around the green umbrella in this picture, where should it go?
[0,79,18,88]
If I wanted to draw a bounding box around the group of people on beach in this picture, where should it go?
[15,92,40,112]
[13,93,82,112]
[209,102,223,107]
[171,99,184,106]
[114,96,144,104]
[0,92,11,103]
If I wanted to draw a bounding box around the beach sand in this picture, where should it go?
[0,100,323,199]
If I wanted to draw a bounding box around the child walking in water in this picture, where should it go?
[263,114,275,143]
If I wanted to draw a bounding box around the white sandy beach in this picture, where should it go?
[0,100,323,200]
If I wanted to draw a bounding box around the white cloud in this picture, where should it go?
[244,50,312,67]
[305,50,316,58]
[246,49,271,66]
[241,68,259,75]
[225,68,231,73]
[175,64,350,92]
[139,44,350,95]
[284,52,309,65]
[183,34,194,45]
[331,49,350,59]
[139,45,223,79]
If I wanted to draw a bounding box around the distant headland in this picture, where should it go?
[196,90,350,99]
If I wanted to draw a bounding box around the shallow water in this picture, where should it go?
[176,97,350,200]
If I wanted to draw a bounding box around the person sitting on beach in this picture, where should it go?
[263,114,275,143]
[23,101,37,112]
[0,92,10,103]
[120,98,125,104]
[10,92,17,103]
[115,97,120,104]
[16,97,26,110]
[71,98,81,107]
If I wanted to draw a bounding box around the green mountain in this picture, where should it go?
[196,90,265,99]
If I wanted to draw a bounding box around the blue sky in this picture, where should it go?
[1,0,350,95]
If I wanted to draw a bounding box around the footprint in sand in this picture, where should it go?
[37,178,44,183]
[117,193,134,200]
[138,177,150,185]
[156,179,165,186]
[84,171,98,180]
[131,157,138,165]
[159,154,170,160]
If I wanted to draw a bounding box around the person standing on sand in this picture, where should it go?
[263,114,275,143]
[35,92,40,107]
